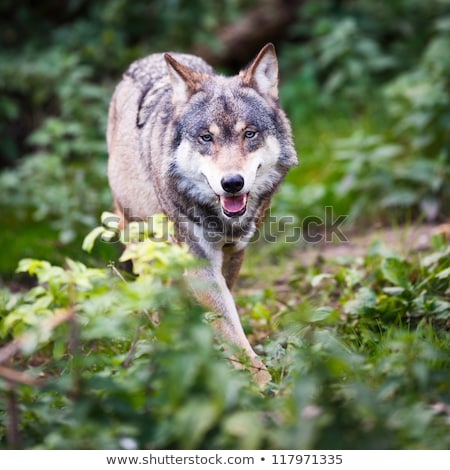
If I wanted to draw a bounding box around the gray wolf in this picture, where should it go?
[107,44,297,386]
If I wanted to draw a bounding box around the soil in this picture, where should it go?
[299,223,450,264]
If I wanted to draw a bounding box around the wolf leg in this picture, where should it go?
[191,265,271,387]
[222,248,245,290]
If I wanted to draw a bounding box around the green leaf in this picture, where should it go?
[174,401,218,448]
[223,411,263,449]
[16,258,51,275]
[370,144,403,161]
[82,225,106,253]
[383,286,405,296]
[381,190,418,208]
[344,287,377,315]
[252,302,271,321]
[100,211,120,228]
[310,273,334,287]
[311,306,336,322]
[381,257,411,289]
[421,248,449,268]
[435,267,450,280]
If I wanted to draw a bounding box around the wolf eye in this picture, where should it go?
[199,132,213,143]
[244,129,257,139]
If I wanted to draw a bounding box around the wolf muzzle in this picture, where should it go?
[220,174,247,217]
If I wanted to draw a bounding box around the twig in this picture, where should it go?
[5,384,20,449]
[122,327,142,369]
[108,261,128,283]
[0,309,74,450]
[0,365,40,386]
[0,340,22,366]
[228,355,267,373]
[0,308,75,364]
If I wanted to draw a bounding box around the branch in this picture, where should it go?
[0,308,75,364]
[122,327,142,369]
[6,385,20,449]
[0,365,40,386]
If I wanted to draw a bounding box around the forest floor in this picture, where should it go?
[299,222,450,263]
[238,221,450,343]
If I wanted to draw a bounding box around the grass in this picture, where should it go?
[1,220,448,449]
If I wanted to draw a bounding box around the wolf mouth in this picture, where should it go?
[219,193,248,217]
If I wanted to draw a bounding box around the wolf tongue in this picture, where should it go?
[220,194,247,215]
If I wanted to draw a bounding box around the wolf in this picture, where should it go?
[107,43,297,386]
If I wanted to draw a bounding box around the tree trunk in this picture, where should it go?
[192,0,305,69]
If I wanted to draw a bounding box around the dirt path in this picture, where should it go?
[299,223,450,264]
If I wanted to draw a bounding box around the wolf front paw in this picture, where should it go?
[249,356,272,388]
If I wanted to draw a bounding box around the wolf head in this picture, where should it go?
[165,44,297,227]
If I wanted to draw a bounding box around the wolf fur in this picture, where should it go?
[107,44,297,386]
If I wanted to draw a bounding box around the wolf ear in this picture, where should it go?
[240,43,279,100]
[165,54,204,105]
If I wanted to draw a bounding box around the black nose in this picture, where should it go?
[221,174,245,194]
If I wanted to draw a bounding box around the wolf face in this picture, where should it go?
[165,45,297,231]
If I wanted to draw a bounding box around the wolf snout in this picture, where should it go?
[221,174,245,194]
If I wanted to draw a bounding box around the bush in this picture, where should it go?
[1,221,449,449]
[279,5,450,224]
[332,17,450,222]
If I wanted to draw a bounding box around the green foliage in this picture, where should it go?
[0,228,258,450]
[330,16,450,222]
[279,1,450,223]
[1,222,449,449]
[311,17,395,102]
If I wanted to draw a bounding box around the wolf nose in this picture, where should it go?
[221,174,245,194]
